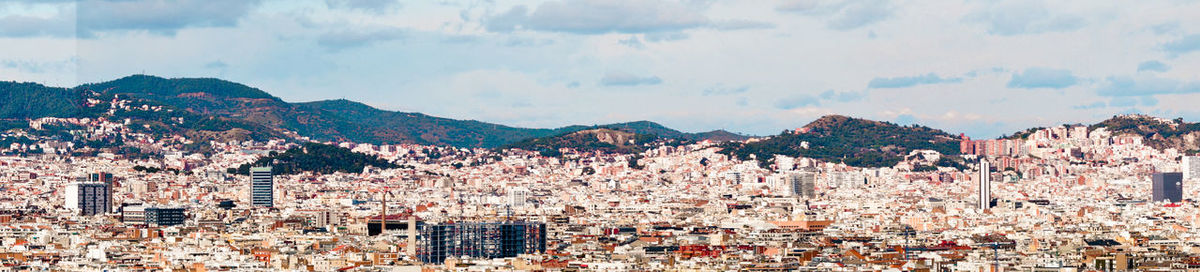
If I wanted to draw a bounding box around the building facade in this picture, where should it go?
[144,208,186,226]
[65,182,111,216]
[417,221,547,264]
[1183,156,1200,182]
[1152,172,1183,203]
[122,204,144,224]
[250,166,274,208]
[787,171,816,198]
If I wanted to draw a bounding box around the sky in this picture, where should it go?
[1,0,1199,138]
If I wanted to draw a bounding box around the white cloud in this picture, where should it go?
[600,72,663,86]
[316,27,406,51]
[777,0,894,30]
[964,0,1085,36]
[486,0,707,34]
[77,0,262,37]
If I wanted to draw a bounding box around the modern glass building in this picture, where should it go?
[417,221,547,264]
[1152,172,1183,203]
[250,166,274,207]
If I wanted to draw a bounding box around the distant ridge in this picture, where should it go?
[3,75,1197,158]
[500,128,667,157]
[0,75,751,149]
[570,120,751,142]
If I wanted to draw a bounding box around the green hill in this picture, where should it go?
[294,99,570,147]
[77,75,752,147]
[1090,114,1200,153]
[72,76,572,147]
[1,75,750,149]
[0,81,84,119]
[719,115,961,168]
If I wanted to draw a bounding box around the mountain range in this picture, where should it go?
[0,75,750,148]
[3,75,1198,167]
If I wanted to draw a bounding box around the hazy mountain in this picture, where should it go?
[0,75,750,148]
[595,120,751,141]
[500,128,662,157]
[4,75,1198,159]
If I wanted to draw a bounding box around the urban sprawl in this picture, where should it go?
[3,114,1200,271]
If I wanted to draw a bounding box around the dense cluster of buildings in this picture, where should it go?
[0,114,1199,270]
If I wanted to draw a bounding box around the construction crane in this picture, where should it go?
[983,241,1003,272]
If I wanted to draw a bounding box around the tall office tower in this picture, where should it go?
[978,160,991,211]
[65,182,112,216]
[84,172,115,213]
[1183,156,1200,182]
[786,171,817,198]
[1152,172,1183,203]
[250,166,274,208]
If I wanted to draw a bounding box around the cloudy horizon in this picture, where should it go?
[2,0,1199,138]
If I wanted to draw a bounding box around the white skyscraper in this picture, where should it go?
[1183,156,1200,182]
[978,160,991,211]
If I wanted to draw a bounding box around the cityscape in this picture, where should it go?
[2,0,1200,271]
